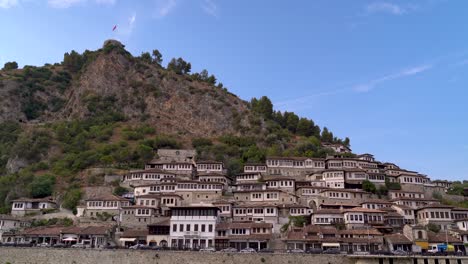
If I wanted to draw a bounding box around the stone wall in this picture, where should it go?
[0,248,467,264]
[0,248,350,264]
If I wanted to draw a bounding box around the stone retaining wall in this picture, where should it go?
[0,248,467,264]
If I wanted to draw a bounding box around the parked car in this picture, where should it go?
[100,244,118,249]
[37,242,51,248]
[392,250,408,256]
[2,242,16,247]
[130,244,151,250]
[287,248,305,254]
[52,243,67,248]
[306,248,323,254]
[199,247,216,252]
[370,250,391,255]
[352,251,371,255]
[323,248,341,254]
[240,247,256,253]
[220,247,238,253]
[71,243,88,249]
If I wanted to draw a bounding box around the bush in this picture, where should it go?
[3,61,18,70]
[153,135,181,149]
[62,188,82,210]
[362,180,376,193]
[29,174,56,198]
[192,138,213,148]
[385,178,401,190]
[427,223,440,233]
[113,186,128,196]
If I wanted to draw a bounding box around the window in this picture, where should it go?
[186,224,191,231]
[201,225,206,232]
[180,224,184,232]
[208,224,213,232]
[194,224,199,231]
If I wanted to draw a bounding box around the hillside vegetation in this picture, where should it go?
[0,40,350,213]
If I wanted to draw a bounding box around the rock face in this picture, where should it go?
[6,156,29,174]
[0,40,251,138]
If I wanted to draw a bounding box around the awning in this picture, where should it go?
[62,237,77,241]
[415,241,429,250]
[322,243,340,247]
[119,238,136,242]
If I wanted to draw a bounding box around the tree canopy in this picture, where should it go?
[2,61,18,70]
[29,174,56,198]
[167,58,191,74]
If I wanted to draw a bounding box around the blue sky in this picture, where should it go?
[1,0,467,181]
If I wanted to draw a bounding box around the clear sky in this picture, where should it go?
[1,0,467,181]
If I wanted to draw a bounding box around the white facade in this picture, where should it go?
[322,170,345,189]
[169,207,218,249]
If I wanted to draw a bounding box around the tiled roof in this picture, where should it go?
[147,218,170,226]
[384,234,412,244]
[198,173,229,177]
[196,160,224,164]
[262,175,297,181]
[360,199,393,205]
[314,209,343,215]
[218,234,273,241]
[128,169,175,174]
[22,226,64,236]
[391,204,413,210]
[216,222,273,230]
[284,232,320,241]
[86,193,128,201]
[121,229,149,237]
[136,194,162,199]
[427,231,462,243]
[233,202,279,208]
[339,229,381,236]
[11,197,56,203]
[341,237,383,244]
[343,207,386,213]
[416,204,454,210]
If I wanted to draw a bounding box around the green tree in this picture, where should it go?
[139,52,152,64]
[137,144,154,161]
[152,49,163,66]
[29,174,56,198]
[385,178,402,190]
[362,180,376,193]
[192,138,213,148]
[167,58,191,74]
[280,215,307,233]
[321,127,334,143]
[285,112,299,133]
[63,50,84,73]
[251,96,273,119]
[62,188,82,211]
[296,118,315,137]
[343,137,351,147]
[3,61,18,70]
[113,186,128,196]
[427,223,440,233]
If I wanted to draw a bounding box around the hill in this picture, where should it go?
[0,40,350,213]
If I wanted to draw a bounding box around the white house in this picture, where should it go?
[11,197,57,216]
[169,206,219,249]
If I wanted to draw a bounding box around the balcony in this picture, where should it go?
[184,231,200,237]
